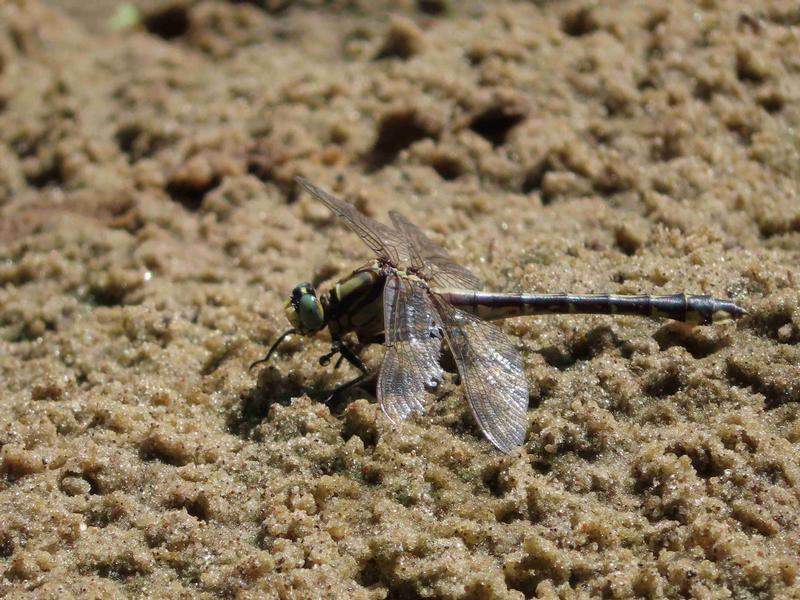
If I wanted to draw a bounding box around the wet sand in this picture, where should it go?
[1,1,799,597]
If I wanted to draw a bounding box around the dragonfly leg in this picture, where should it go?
[337,342,368,373]
[320,350,349,371]
[318,344,340,367]
[319,340,364,370]
[323,342,371,403]
[249,328,298,371]
[326,371,372,404]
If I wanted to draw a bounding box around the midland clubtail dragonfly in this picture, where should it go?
[255,177,746,453]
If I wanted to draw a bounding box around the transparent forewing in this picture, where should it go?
[434,297,528,453]
[388,211,483,290]
[296,177,411,266]
[378,274,444,422]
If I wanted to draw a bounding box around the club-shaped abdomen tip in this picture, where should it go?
[711,298,748,324]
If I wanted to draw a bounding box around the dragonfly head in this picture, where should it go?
[286,282,326,335]
[249,282,325,372]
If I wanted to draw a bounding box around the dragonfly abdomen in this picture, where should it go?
[436,290,746,325]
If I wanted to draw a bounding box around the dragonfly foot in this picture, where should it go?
[319,347,340,367]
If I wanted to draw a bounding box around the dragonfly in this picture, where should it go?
[254,177,747,453]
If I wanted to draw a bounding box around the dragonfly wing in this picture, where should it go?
[389,211,483,290]
[434,297,528,453]
[296,177,412,266]
[378,274,444,422]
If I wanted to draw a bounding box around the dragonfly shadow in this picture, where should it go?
[227,365,378,438]
[537,325,620,370]
[227,367,301,437]
[653,322,729,359]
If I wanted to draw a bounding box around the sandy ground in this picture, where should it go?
[1,0,799,598]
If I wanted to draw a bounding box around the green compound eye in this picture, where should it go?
[298,293,324,331]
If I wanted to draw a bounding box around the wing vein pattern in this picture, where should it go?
[388,211,483,290]
[378,274,444,422]
[434,297,528,452]
[297,177,411,266]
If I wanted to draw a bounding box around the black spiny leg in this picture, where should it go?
[319,340,371,403]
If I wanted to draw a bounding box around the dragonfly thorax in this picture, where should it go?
[285,282,326,335]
